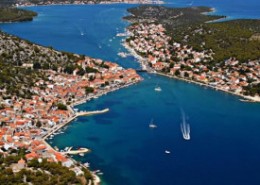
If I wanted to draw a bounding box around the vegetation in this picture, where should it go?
[85,86,94,94]
[0,30,86,98]
[171,19,260,62]
[0,7,37,22]
[0,58,46,99]
[0,158,80,185]
[0,148,94,185]
[125,6,260,62]
[244,83,260,96]
[56,103,68,110]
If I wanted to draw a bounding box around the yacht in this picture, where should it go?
[154,86,162,92]
[154,84,162,92]
[165,150,171,154]
[149,119,157,128]
[117,52,128,58]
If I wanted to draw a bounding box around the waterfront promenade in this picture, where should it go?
[155,72,260,103]
[43,108,109,140]
[123,36,260,103]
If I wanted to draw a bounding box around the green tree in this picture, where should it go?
[85,87,94,95]
[57,103,67,110]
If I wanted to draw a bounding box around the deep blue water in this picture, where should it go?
[1,1,260,185]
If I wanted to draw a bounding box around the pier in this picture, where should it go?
[43,108,109,140]
[76,108,109,116]
[61,147,90,155]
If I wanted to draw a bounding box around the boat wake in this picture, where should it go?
[180,111,191,140]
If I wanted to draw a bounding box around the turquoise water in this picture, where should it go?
[1,2,260,185]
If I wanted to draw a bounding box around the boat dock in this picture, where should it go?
[61,147,90,155]
[76,108,109,116]
[43,108,109,140]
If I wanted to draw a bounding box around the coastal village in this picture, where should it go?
[126,22,260,101]
[0,46,141,183]
[13,0,162,7]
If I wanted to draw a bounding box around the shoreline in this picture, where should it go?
[16,0,164,8]
[123,41,260,103]
[42,80,141,184]
[41,138,101,184]
[43,79,141,140]
[155,72,260,102]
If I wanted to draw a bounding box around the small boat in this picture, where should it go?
[84,162,90,167]
[116,33,127,37]
[154,84,162,92]
[154,86,162,92]
[165,150,171,154]
[117,52,128,58]
[79,153,84,157]
[149,119,157,128]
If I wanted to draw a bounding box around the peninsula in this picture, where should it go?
[124,5,260,102]
[0,8,141,184]
[0,7,37,22]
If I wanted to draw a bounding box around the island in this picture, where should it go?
[0,8,141,185]
[124,5,260,102]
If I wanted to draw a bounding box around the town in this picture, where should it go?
[126,22,260,102]
[11,0,162,7]
[0,51,141,183]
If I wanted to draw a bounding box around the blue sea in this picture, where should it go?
[1,1,260,184]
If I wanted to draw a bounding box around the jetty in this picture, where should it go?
[61,147,90,155]
[76,108,109,116]
[43,108,109,140]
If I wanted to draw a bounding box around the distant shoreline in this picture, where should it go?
[15,0,164,8]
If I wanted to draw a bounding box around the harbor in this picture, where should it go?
[43,108,109,140]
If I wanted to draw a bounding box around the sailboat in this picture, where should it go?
[149,119,157,128]
[180,113,191,140]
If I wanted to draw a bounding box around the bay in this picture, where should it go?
[1,1,260,185]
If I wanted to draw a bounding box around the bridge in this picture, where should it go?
[136,69,147,72]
